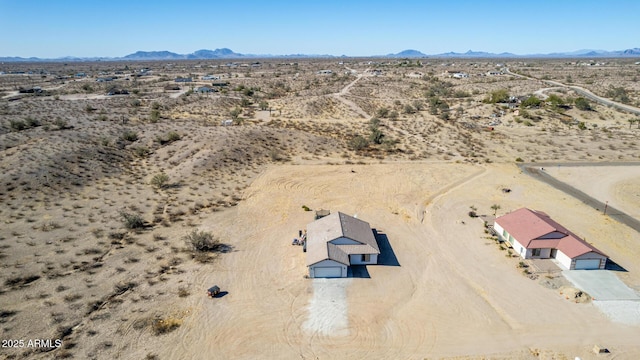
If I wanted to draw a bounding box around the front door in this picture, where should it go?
[550,249,557,258]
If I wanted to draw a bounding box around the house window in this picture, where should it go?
[532,248,541,257]
[361,254,370,262]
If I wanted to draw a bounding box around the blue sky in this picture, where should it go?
[1,0,638,57]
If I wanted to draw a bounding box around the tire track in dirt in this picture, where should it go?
[418,166,487,223]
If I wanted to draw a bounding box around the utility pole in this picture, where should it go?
[603,201,608,215]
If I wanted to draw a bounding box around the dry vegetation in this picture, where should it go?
[1,58,639,359]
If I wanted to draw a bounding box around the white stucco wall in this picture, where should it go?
[512,239,528,258]
[493,222,506,242]
[555,250,574,269]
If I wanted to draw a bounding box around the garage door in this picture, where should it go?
[574,259,601,270]
[313,267,343,278]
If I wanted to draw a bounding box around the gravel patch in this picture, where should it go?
[593,300,640,326]
[303,278,351,336]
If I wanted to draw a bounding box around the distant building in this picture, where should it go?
[451,72,469,79]
[316,69,333,75]
[195,86,215,93]
[175,77,192,83]
[201,75,219,80]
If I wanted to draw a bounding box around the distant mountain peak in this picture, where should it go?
[388,49,427,57]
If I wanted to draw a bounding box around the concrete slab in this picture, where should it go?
[562,270,640,301]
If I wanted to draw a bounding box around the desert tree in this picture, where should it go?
[484,89,509,104]
[490,204,501,217]
[574,97,592,111]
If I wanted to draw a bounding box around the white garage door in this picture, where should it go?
[313,267,343,278]
[575,259,601,270]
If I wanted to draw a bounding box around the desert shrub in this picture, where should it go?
[259,100,269,110]
[184,229,220,252]
[151,102,161,110]
[577,122,587,130]
[369,127,384,144]
[150,109,161,122]
[376,107,390,118]
[521,96,542,108]
[152,317,182,335]
[606,86,630,103]
[349,135,369,151]
[302,205,311,211]
[150,173,169,188]
[484,89,509,104]
[121,130,138,142]
[24,117,41,128]
[119,211,144,229]
[574,97,592,111]
[85,104,96,113]
[268,148,284,161]
[403,104,416,114]
[515,157,524,162]
[177,287,190,298]
[130,99,141,107]
[166,131,181,142]
[453,90,471,98]
[54,118,70,129]
[134,146,150,157]
[5,274,40,287]
[9,119,27,131]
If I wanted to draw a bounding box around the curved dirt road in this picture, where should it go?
[505,68,640,116]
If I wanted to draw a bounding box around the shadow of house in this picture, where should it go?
[604,259,628,272]
[373,229,400,266]
[348,265,370,278]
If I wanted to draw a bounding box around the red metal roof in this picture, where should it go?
[496,208,607,259]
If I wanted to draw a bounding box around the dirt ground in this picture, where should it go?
[2,59,640,360]
[108,163,639,360]
[544,165,640,218]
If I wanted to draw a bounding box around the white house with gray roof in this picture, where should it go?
[306,212,380,278]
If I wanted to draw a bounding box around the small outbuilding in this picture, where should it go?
[494,208,607,270]
[306,212,380,278]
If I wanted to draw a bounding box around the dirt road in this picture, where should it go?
[505,68,640,115]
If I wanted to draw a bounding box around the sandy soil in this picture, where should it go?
[118,163,640,360]
[545,166,640,218]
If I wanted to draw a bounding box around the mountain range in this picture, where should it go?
[2,48,640,62]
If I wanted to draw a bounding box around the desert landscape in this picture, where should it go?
[1,58,640,360]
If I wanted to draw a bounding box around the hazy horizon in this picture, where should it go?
[2,0,639,58]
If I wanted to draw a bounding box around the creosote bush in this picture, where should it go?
[184,229,220,252]
[150,173,169,189]
[121,130,139,142]
[120,211,144,229]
